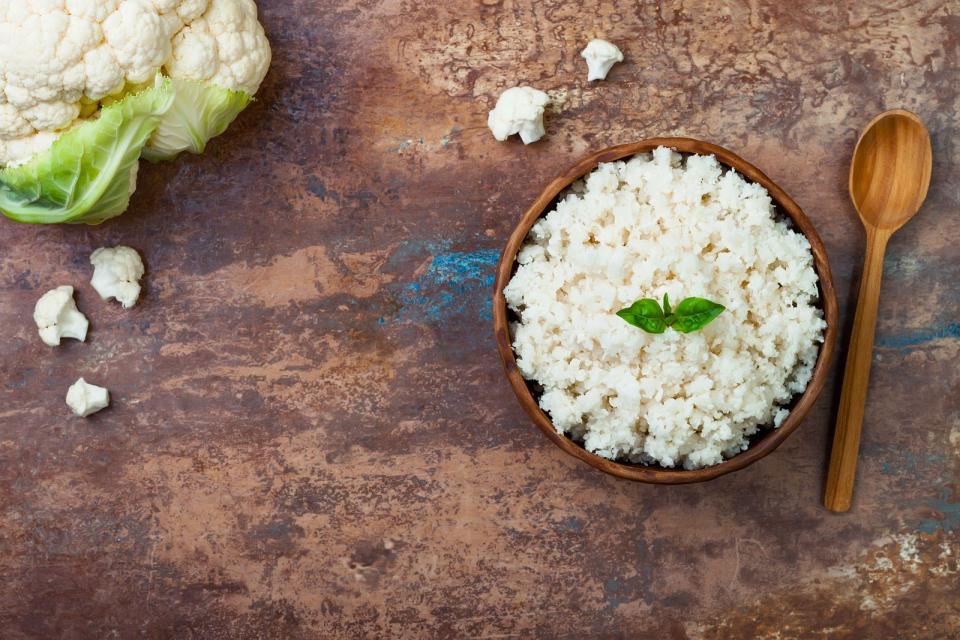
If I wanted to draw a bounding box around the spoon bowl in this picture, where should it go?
[849,109,933,230]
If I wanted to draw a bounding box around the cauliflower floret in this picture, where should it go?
[150,0,210,37]
[0,103,34,138]
[0,131,59,167]
[581,39,624,81]
[81,44,127,100]
[0,2,127,165]
[487,86,550,145]
[166,0,271,95]
[19,100,82,132]
[0,7,95,130]
[102,1,172,83]
[90,245,145,308]
[33,285,89,346]
[65,1,122,22]
[65,377,110,417]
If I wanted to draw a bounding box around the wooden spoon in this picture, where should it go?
[823,110,932,512]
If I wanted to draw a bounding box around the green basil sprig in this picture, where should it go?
[616,294,724,334]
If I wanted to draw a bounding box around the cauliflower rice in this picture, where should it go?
[503,147,826,469]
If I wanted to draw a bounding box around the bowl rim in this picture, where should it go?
[492,137,838,484]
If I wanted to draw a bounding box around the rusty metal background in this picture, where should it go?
[0,1,957,637]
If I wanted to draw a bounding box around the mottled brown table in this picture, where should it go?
[1,1,957,638]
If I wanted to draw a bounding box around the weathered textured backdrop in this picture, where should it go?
[0,1,957,637]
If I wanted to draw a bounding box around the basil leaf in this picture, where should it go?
[662,293,672,317]
[616,298,667,334]
[671,297,725,333]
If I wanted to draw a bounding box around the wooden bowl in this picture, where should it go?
[492,138,838,484]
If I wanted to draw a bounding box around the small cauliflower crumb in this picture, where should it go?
[487,86,550,144]
[773,407,790,428]
[90,246,145,308]
[65,378,110,418]
[581,39,624,81]
[504,147,826,469]
[33,286,89,346]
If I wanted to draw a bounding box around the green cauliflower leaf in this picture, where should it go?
[143,78,253,162]
[0,78,175,225]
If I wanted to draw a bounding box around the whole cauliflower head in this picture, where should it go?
[0,0,271,167]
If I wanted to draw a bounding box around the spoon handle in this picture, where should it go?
[824,227,891,512]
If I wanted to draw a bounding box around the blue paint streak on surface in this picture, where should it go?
[917,490,960,534]
[875,322,960,350]
[880,452,948,476]
[879,450,959,534]
[393,246,500,324]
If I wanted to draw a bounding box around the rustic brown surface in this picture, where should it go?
[0,1,957,638]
